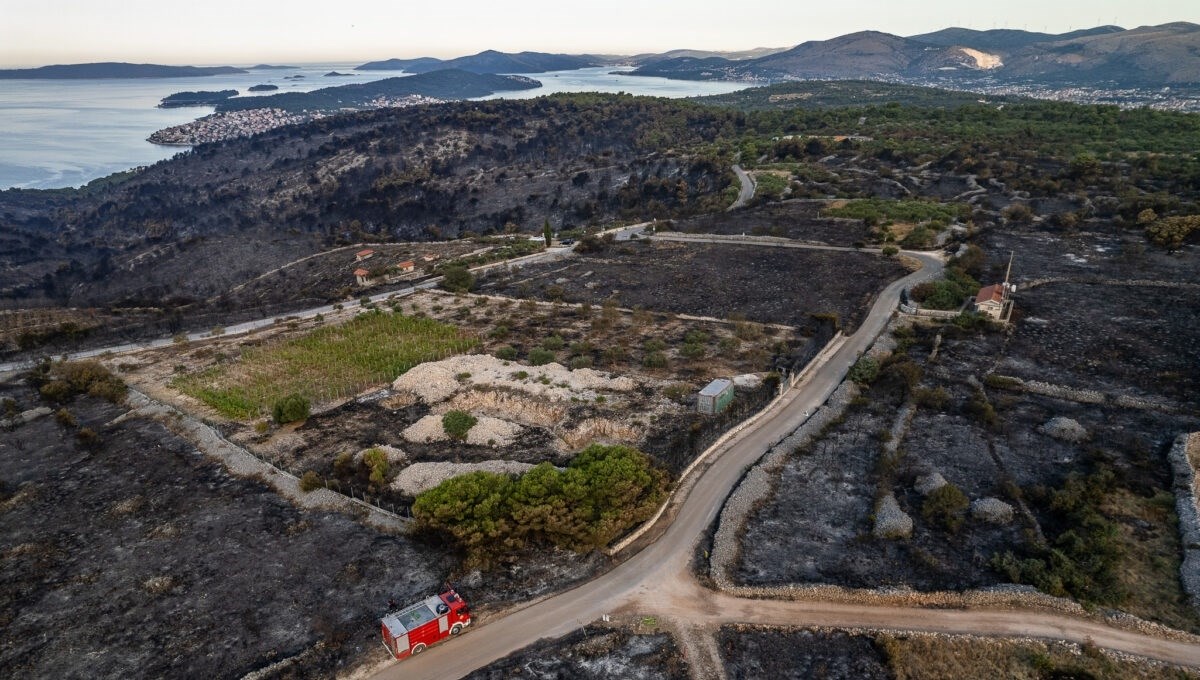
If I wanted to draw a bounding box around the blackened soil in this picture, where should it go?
[465,624,689,680]
[0,383,453,679]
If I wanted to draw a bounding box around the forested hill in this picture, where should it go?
[691,80,1025,111]
[0,95,736,308]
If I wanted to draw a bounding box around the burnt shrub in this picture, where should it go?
[922,483,969,532]
[299,470,323,493]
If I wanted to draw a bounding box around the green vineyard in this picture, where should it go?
[176,310,477,419]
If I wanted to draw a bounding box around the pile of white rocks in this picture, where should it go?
[1039,416,1089,443]
[391,460,536,496]
[873,494,913,539]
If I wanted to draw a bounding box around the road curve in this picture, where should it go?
[374,248,1200,677]
[727,165,755,211]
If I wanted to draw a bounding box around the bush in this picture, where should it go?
[412,444,666,566]
[442,410,477,440]
[569,355,594,370]
[528,348,556,366]
[493,345,518,360]
[643,337,667,353]
[914,387,951,410]
[272,394,311,424]
[39,360,127,405]
[881,245,899,257]
[299,470,323,493]
[39,380,74,403]
[848,356,879,384]
[439,265,475,293]
[54,408,77,427]
[642,351,668,369]
[76,427,102,449]
[680,343,706,360]
[363,447,391,485]
[923,483,969,532]
[542,334,565,351]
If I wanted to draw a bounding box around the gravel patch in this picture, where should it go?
[392,354,636,405]
[401,414,524,447]
[392,460,537,496]
[872,494,913,539]
[1038,416,1089,443]
[915,472,948,496]
[971,497,1015,525]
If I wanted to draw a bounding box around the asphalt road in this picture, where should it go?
[727,165,755,211]
[372,247,1200,677]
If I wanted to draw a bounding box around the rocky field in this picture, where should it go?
[482,239,907,332]
[669,200,874,247]
[717,627,1199,680]
[736,307,1200,630]
[464,624,689,680]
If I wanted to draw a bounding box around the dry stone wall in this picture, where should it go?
[1169,433,1200,612]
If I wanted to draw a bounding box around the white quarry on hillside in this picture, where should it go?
[956,47,1003,69]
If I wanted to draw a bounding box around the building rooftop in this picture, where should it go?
[975,284,1005,305]
[699,379,734,397]
[354,268,370,277]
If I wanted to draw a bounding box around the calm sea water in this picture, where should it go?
[0,65,750,190]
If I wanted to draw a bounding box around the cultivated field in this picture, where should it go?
[173,311,478,419]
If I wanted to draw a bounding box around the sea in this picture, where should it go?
[0,64,752,190]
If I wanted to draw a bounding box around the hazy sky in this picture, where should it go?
[2,0,1196,67]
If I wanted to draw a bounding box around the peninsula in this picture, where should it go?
[158,90,239,108]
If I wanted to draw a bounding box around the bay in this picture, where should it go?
[0,64,750,190]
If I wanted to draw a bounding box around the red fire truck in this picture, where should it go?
[380,588,472,659]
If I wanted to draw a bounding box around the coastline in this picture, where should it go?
[146,95,442,146]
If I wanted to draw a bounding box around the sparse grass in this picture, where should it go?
[175,310,477,419]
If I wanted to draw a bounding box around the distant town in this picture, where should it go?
[147,95,443,146]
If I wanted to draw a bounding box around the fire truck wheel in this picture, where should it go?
[450,623,463,635]
[411,643,426,655]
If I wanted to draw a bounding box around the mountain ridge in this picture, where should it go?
[0,62,248,79]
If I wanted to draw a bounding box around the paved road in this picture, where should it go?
[727,165,755,211]
[372,248,1200,677]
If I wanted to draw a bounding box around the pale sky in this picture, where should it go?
[1,0,1196,67]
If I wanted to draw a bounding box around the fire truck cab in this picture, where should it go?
[380,589,471,659]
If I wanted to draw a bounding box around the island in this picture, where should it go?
[0,62,247,79]
[247,64,300,70]
[324,71,353,77]
[356,50,598,74]
[248,84,279,92]
[158,90,239,108]
[216,69,540,113]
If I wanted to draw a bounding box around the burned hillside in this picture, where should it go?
[0,96,738,308]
